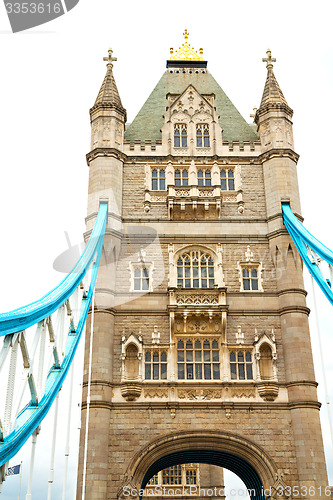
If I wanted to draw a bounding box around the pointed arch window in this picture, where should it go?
[177,339,220,380]
[151,169,165,190]
[175,169,188,186]
[197,169,211,186]
[174,124,187,148]
[196,124,210,147]
[230,351,253,380]
[177,250,214,288]
[220,168,235,190]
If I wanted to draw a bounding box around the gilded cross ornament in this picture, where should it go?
[103,48,117,69]
[170,29,204,61]
[262,49,276,69]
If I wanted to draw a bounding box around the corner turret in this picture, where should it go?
[90,49,127,151]
[255,49,294,152]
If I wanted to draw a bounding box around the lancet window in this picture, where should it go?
[144,350,167,380]
[230,351,253,380]
[151,169,165,190]
[196,124,210,147]
[177,250,214,288]
[220,168,235,190]
[175,169,189,186]
[177,339,220,380]
[174,124,187,148]
[197,169,211,186]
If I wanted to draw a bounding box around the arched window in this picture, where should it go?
[197,169,211,186]
[196,124,210,147]
[177,338,220,380]
[230,350,253,380]
[134,267,149,290]
[151,169,165,190]
[177,250,214,288]
[145,350,167,380]
[174,124,187,148]
[220,169,235,190]
[175,169,188,186]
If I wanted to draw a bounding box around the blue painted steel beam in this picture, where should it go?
[0,204,108,337]
[282,202,333,307]
[0,203,107,467]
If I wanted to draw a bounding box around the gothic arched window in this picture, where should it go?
[174,124,187,148]
[177,250,214,288]
[175,169,188,186]
[196,124,210,147]
[197,169,211,186]
[220,169,235,190]
[151,169,165,190]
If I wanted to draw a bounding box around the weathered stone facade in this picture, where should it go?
[76,44,328,499]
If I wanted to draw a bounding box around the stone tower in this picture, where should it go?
[76,36,328,500]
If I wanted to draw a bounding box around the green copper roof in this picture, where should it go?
[124,70,258,143]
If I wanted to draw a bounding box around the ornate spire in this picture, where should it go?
[91,48,126,118]
[169,29,204,61]
[259,49,289,109]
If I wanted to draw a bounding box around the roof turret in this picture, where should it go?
[90,49,126,120]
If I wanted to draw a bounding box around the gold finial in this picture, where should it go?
[103,48,117,69]
[170,30,204,61]
[262,48,276,69]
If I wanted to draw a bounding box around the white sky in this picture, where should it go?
[0,0,332,498]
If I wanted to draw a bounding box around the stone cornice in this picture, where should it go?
[86,147,127,164]
[81,400,321,411]
[259,148,299,164]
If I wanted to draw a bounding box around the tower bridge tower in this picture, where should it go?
[77,35,328,500]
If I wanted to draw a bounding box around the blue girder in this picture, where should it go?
[0,203,107,467]
[282,202,333,306]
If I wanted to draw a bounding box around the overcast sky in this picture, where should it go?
[0,1,332,498]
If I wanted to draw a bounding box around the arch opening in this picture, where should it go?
[141,450,265,500]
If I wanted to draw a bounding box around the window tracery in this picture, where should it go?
[177,250,215,288]
[174,169,189,186]
[174,124,188,148]
[197,169,211,186]
[196,124,210,147]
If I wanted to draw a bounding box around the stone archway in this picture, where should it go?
[121,430,280,500]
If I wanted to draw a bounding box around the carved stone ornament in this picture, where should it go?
[229,389,256,399]
[144,388,168,398]
[176,294,219,305]
[120,383,142,401]
[178,388,221,400]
